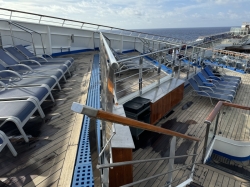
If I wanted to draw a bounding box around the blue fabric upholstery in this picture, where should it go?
[0,101,36,122]
[0,87,48,102]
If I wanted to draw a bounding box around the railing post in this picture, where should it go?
[195,53,198,74]
[31,33,37,56]
[62,19,65,26]
[9,11,12,20]
[166,136,176,187]
[8,22,15,46]
[184,44,188,56]
[190,141,198,179]
[214,111,220,136]
[139,57,143,95]
[81,23,84,29]
[157,52,162,86]
[39,16,42,23]
[202,122,211,163]
[89,118,102,186]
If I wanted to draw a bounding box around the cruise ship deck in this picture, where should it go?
[0,51,250,187]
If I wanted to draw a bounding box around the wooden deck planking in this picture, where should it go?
[132,68,250,186]
[0,52,95,187]
[1,50,250,187]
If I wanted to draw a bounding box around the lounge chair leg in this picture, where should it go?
[49,92,55,102]
[16,126,29,142]
[57,83,62,90]
[67,70,71,77]
[37,106,45,118]
[209,98,214,105]
[6,138,17,156]
[63,76,67,82]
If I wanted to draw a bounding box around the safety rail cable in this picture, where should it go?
[71,54,100,187]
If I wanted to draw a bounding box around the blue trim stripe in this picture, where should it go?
[144,56,173,74]
[212,150,250,162]
[71,54,101,187]
[122,49,137,53]
[52,49,97,57]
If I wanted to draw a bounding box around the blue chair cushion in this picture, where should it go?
[0,101,36,122]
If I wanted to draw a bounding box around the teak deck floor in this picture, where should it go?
[1,51,250,187]
[0,52,95,187]
[132,69,250,186]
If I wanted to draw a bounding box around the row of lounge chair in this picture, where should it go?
[189,65,241,104]
[0,45,74,156]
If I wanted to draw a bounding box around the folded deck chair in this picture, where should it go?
[119,58,155,70]
[182,59,200,67]
[202,68,240,85]
[0,99,45,142]
[205,65,241,82]
[15,44,74,64]
[193,75,236,97]
[198,72,239,90]
[4,47,72,77]
[111,47,129,60]
[189,78,234,105]
[0,49,67,82]
[196,73,238,91]
[200,70,240,88]
[0,130,17,156]
[204,59,226,68]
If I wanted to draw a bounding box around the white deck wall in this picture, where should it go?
[0,20,148,56]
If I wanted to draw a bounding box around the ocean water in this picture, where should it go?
[134,27,231,42]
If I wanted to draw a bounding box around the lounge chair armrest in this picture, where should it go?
[43,54,53,59]
[203,82,215,87]
[197,90,211,97]
[198,86,214,92]
[211,72,221,76]
[0,81,7,91]
[20,60,41,66]
[8,64,34,73]
[209,75,222,80]
[206,78,219,84]
[30,56,48,62]
[0,70,22,79]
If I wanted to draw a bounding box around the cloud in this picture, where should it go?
[0,0,249,29]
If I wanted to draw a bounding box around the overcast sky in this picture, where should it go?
[0,0,249,29]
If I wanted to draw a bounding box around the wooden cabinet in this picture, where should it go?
[150,83,184,124]
[109,148,133,187]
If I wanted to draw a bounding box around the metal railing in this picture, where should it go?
[0,19,44,55]
[71,103,200,187]
[202,101,250,163]
[0,7,186,44]
[0,7,234,46]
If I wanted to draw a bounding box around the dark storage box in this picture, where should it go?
[123,101,144,114]
[131,97,151,109]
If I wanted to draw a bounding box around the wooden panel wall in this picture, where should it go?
[150,83,184,124]
[109,148,133,187]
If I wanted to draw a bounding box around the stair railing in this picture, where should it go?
[71,103,200,187]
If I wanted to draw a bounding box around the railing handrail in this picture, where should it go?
[71,103,200,142]
[213,47,250,58]
[0,7,184,43]
[97,153,197,169]
[205,101,250,124]
[0,7,232,46]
